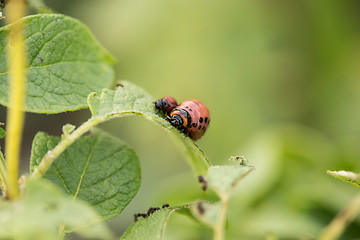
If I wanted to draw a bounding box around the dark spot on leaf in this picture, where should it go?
[162,204,170,208]
[38,57,44,63]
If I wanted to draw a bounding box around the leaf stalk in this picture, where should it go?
[31,117,102,179]
[318,194,360,240]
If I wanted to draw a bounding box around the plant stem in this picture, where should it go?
[58,223,65,239]
[31,117,103,179]
[318,194,360,240]
[5,0,26,199]
[213,196,229,240]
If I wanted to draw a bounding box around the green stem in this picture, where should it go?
[58,223,65,239]
[213,196,229,240]
[5,0,26,200]
[31,117,103,179]
[0,149,7,193]
[212,167,254,240]
[318,194,360,240]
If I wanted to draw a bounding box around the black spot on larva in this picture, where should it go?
[198,125,202,130]
[185,106,189,108]
[205,117,208,123]
[189,108,193,111]
[202,126,206,130]
[192,123,197,127]
[199,117,203,123]
[171,102,176,105]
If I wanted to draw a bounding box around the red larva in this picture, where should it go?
[154,96,178,115]
[168,100,210,140]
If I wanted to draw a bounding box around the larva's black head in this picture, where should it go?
[154,99,168,110]
[169,114,184,129]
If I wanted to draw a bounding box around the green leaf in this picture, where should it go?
[0,127,5,139]
[190,201,222,227]
[120,207,180,240]
[206,163,255,198]
[327,170,360,188]
[62,123,76,136]
[0,14,115,113]
[88,81,210,175]
[0,179,113,240]
[30,129,141,220]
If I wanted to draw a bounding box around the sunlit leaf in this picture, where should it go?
[206,164,255,198]
[190,201,221,227]
[327,170,360,188]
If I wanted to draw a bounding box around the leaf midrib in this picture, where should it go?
[73,134,101,199]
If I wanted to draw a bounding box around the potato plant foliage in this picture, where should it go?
[1,5,358,240]
[0,11,256,240]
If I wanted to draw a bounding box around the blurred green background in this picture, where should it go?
[1,0,360,239]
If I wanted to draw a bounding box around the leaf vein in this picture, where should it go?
[73,134,101,199]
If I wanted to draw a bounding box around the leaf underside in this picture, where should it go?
[206,164,255,197]
[120,207,179,240]
[30,129,141,220]
[0,14,115,113]
[88,81,210,175]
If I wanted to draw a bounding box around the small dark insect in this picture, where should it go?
[134,205,164,222]
[197,202,205,215]
[162,203,170,209]
[38,57,44,64]
[154,96,178,116]
[146,207,160,216]
[133,213,142,222]
[198,175,208,191]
